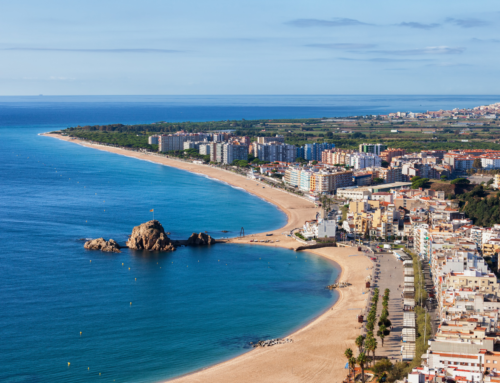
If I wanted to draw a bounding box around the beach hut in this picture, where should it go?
[404,276,415,284]
[403,298,416,311]
[403,312,416,328]
[401,343,416,361]
[404,268,414,276]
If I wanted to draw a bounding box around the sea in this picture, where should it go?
[1,95,499,383]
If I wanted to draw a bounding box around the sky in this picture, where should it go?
[0,0,499,95]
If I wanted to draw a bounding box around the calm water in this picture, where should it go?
[1,95,497,383]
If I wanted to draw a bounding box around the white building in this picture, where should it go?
[336,187,372,201]
[482,157,500,169]
[148,135,160,145]
[199,144,211,155]
[348,152,381,170]
[254,142,296,163]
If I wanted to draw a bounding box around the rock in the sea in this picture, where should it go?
[126,220,176,251]
[84,238,121,253]
[186,232,215,246]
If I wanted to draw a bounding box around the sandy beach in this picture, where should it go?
[42,133,373,383]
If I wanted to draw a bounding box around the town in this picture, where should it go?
[57,102,500,383]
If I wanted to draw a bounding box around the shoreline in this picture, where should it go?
[42,132,373,383]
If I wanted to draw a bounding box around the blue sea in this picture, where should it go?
[1,95,499,383]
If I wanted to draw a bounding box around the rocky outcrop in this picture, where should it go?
[84,238,121,253]
[126,220,176,252]
[186,232,215,246]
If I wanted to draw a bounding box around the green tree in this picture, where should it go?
[365,336,378,366]
[450,178,470,185]
[349,357,357,379]
[377,325,386,346]
[355,335,365,354]
[473,158,482,169]
[357,352,368,383]
[372,359,393,374]
[344,348,354,378]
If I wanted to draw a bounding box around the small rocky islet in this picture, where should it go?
[83,220,216,253]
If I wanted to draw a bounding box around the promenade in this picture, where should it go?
[367,251,404,361]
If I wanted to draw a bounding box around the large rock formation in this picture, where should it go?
[126,220,176,252]
[84,238,121,253]
[186,232,215,246]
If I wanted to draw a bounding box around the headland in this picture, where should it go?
[42,132,373,383]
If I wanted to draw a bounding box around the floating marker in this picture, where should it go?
[88,367,90,371]
[130,302,132,305]
[80,332,82,336]
[90,260,91,263]
[68,362,70,367]
[128,267,130,270]
[135,278,136,281]
[122,263,124,266]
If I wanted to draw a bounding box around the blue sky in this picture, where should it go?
[1,0,499,95]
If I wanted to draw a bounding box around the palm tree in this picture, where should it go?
[377,325,386,346]
[355,335,365,354]
[349,357,357,382]
[344,348,354,379]
[357,352,368,383]
[365,337,378,366]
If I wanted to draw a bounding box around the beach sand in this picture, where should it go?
[42,133,373,383]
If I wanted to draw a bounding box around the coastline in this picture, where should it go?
[42,132,373,383]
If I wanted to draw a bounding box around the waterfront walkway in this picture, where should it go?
[366,251,404,361]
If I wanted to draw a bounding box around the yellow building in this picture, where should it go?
[446,270,499,293]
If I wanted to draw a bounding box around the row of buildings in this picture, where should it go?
[380,102,500,121]
[344,183,500,382]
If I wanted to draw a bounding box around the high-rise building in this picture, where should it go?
[359,143,387,156]
[257,135,285,144]
[254,142,296,163]
[148,135,160,145]
[380,148,406,164]
[199,144,211,155]
[222,143,248,164]
[159,134,188,152]
[303,143,335,161]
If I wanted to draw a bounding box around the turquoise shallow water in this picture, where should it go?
[0,104,341,383]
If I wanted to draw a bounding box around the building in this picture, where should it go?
[302,143,335,161]
[222,143,248,165]
[359,143,387,155]
[311,169,353,194]
[159,134,188,152]
[321,148,357,166]
[380,148,406,163]
[352,172,373,186]
[371,192,394,203]
[494,174,500,189]
[337,187,372,200]
[257,135,285,144]
[199,144,211,155]
[254,142,296,163]
[148,135,160,145]
[183,141,200,150]
[348,152,381,170]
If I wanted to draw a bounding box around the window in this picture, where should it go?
[495,361,498,364]
[487,360,491,363]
